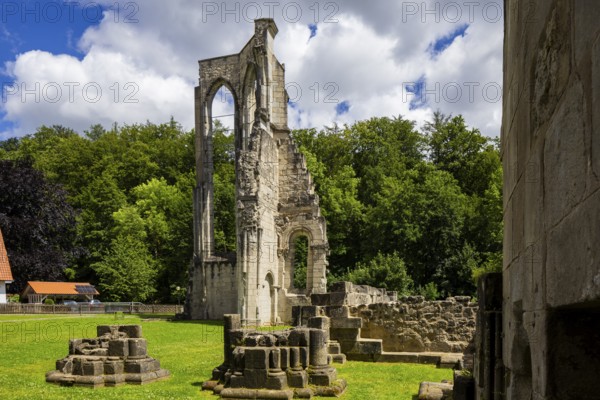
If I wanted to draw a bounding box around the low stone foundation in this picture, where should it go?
[203,314,346,399]
[294,304,465,367]
[46,325,169,388]
[352,296,477,353]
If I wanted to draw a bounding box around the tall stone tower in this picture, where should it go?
[185,19,328,325]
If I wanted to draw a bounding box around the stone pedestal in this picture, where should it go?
[203,314,346,398]
[46,325,169,388]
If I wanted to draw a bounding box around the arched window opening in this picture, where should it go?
[211,85,236,253]
[292,235,309,289]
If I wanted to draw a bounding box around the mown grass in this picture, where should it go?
[0,314,451,399]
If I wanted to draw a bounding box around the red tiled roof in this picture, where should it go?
[0,227,13,282]
[24,281,99,295]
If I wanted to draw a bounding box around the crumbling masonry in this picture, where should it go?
[202,314,346,399]
[46,325,169,387]
[185,19,328,325]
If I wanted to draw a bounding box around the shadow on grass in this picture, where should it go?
[191,381,204,387]
[167,319,224,326]
[136,313,177,320]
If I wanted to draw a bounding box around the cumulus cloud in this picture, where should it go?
[0,0,503,139]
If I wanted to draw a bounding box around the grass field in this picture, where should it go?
[0,314,451,399]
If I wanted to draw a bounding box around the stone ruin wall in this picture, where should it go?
[501,1,600,399]
[300,282,477,354]
[350,296,477,353]
[187,259,237,320]
[203,314,346,399]
[46,325,169,388]
[187,19,329,325]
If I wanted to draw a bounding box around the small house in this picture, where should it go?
[0,228,13,303]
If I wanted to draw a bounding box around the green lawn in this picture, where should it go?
[0,314,451,399]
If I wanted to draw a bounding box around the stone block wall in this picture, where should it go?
[473,273,503,400]
[203,314,346,399]
[502,1,600,399]
[187,258,237,320]
[310,281,397,306]
[350,296,477,353]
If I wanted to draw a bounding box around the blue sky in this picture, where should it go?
[0,2,99,60]
[0,1,503,139]
[0,1,104,134]
[428,24,469,57]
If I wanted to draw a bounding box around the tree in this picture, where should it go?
[0,121,196,301]
[426,112,499,197]
[0,159,81,293]
[344,252,413,295]
[292,236,308,289]
[93,235,157,302]
[294,113,501,297]
[110,176,193,300]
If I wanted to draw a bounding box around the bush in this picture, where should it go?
[43,298,55,305]
[345,252,413,295]
[472,251,502,283]
[7,294,20,303]
[417,282,440,300]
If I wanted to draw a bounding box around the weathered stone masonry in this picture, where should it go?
[46,325,169,388]
[185,19,329,325]
[499,1,600,399]
[202,314,346,399]
[295,282,476,365]
[351,296,477,353]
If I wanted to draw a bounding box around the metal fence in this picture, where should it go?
[0,303,183,315]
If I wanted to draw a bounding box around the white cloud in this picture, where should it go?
[0,0,503,139]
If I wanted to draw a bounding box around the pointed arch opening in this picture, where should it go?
[207,81,238,254]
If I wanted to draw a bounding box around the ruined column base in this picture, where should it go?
[45,325,170,388]
[203,315,346,398]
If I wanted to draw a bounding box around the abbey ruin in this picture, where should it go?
[185,19,328,325]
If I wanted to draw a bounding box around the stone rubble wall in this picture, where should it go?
[349,296,477,353]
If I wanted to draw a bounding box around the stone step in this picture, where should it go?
[417,381,453,400]
[331,354,346,364]
[376,351,463,368]
[344,338,384,361]
[327,341,341,354]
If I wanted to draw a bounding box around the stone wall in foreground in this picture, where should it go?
[501,2,600,399]
[349,296,477,353]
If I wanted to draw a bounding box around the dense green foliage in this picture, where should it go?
[345,252,414,296]
[0,111,501,301]
[293,112,502,297]
[292,235,309,289]
[0,121,195,302]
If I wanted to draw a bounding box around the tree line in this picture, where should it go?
[0,112,501,302]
